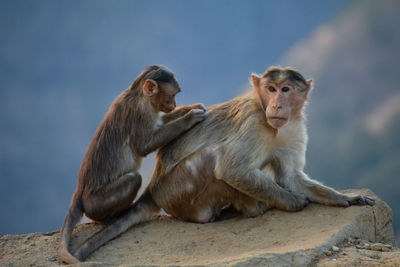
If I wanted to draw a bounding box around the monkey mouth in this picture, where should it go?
[268,117,288,121]
[267,117,288,129]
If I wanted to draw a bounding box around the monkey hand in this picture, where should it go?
[176,103,207,114]
[187,103,206,111]
[183,108,206,129]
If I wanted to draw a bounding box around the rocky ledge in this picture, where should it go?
[0,189,398,266]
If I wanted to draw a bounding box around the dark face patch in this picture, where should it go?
[262,67,308,92]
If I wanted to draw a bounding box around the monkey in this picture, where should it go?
[68,66,375,262]
[58,65,207,264]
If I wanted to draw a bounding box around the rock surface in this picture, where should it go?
[316,240,400,266]
[0,189,398,266]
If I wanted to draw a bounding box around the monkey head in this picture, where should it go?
[137,66,181,113]
[251,67,313,129]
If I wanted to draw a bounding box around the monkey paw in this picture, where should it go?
[189,103,206,111]
[186,109,207,125]
[282,192,309,212]
[334,194,375,207]
[346,194,375,206]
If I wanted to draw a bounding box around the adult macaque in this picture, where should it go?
[59,65,206,264]
[69,66,374,262]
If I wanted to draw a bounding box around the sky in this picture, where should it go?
[0,0,350,235]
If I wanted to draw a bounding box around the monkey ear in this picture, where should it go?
[142,79,159,97]
[305,79,314,97]
[307,79,313,90]
[250,73,261,89]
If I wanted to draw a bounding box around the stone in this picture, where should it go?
[370,243,393,252]
[0,189,397,266]
[324,250,332,256]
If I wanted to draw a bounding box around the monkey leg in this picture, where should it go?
[74,191,160,261]
[233,196,272,217]
[82,172,142,222]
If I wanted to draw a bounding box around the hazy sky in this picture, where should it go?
[0,0,350,235]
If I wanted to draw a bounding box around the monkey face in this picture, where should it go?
[143,79,180,113]
[263,82,294,129]
[155,82,180,113]
[251,71,311,130]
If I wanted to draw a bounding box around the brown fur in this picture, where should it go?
[58,65,206,264]
[71,66,375,262]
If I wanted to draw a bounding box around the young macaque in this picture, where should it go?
[58,65,206,264]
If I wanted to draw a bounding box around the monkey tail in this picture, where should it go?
[58,192,83,264]
[73,190,160,261]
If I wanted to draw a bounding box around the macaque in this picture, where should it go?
[69,66,374,262]
[58,65,206,264]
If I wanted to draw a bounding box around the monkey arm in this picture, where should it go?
[162,109,188,124]
[271,156,375,207]
[137,111,202,156]
[291,171,375,206]
[216,168,308,212]
[137,109,205,156]
[162,103,206,124]
[137,121,187,156]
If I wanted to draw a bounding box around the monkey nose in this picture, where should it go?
[272,105,282,110]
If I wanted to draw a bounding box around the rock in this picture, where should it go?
[317,246,400,266]
[370,243,393,252]
[356,244,369,249]
[332,245,340,252]
[0,189,397,266]
[324,250,333,256]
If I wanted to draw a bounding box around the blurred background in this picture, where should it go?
[1,0,399,243]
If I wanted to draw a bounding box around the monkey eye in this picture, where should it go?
[281,87,290,92]
[268,86,276,92]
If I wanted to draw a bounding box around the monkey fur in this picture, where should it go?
[68,66,375,262]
